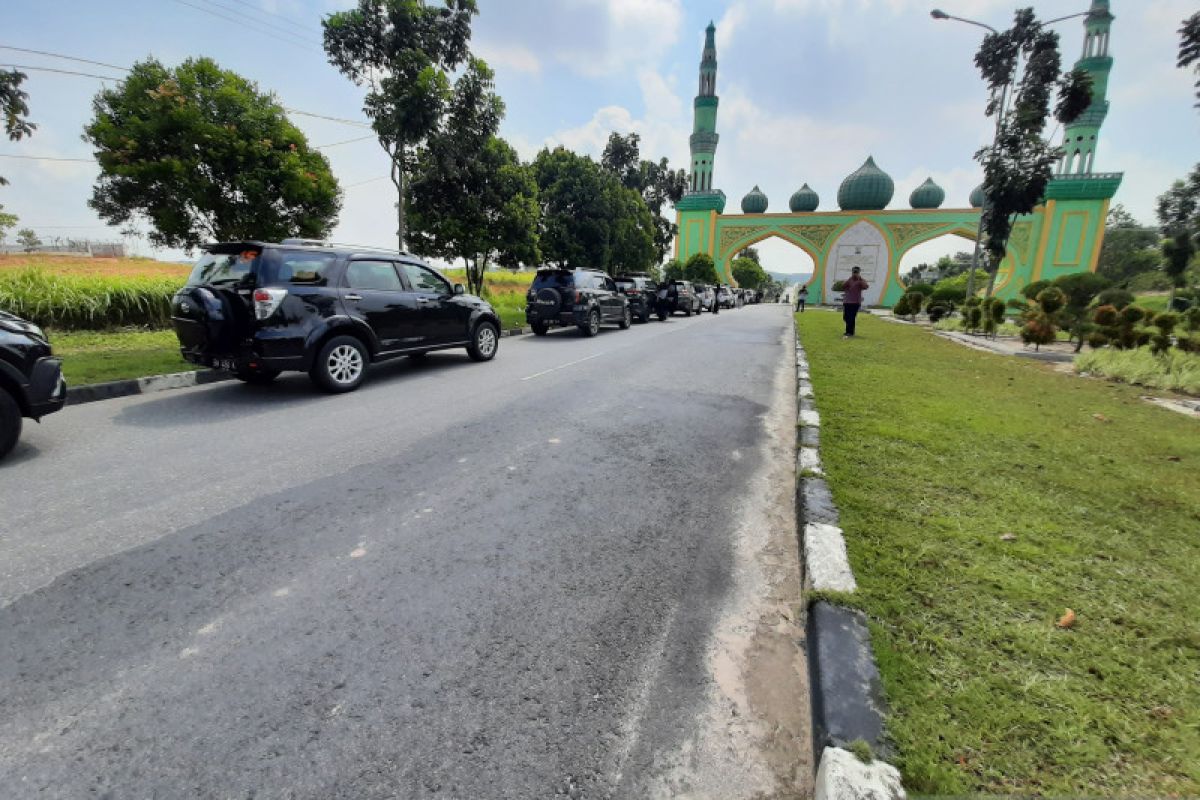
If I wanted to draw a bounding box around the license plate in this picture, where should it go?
[213,358,237,371]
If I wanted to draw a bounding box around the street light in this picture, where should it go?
[931,6,1092,298]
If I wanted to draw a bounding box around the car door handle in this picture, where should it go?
[344,293,362,301]
[417,297,438,304]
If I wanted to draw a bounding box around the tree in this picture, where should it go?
[1096,204,1159,284]
[663,259,684,281]
[1179,11,1200,110]
[1053,271,1110,352]
[1020,287,1065,350]
[683,252,719,285]
[1,69,35,186]
[1156,164,1200,307]
[736,246,760,264]
[974,8,1093,296]
[731,257,768,289]
[600,132,687,264]
[16,228,39,252]
[323,0,477,250]
[0,205,16,244]
[84,57,339,250]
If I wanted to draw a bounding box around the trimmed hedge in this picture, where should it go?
[0,268,182,330]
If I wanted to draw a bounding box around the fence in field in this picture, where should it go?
[0,241,126,258]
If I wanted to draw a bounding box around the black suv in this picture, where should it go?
[525,268,631,336]
[0,311,66,460]
[614,274,661,323]
[658,280,702,316]
[171,240,502,394]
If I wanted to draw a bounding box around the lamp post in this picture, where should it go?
[931,7,1091,300]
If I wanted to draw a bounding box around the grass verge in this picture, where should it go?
[797,310,1200,795]
[1076,347,1200,396]
[51,329,190,386]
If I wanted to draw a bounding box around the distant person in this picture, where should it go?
[796,285,809,313]
[841,267,868,338]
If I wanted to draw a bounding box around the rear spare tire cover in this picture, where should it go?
[534,287,563,316]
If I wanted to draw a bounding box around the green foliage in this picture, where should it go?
[927,304,949,323]
[1096,205,1160,285]
[1076,346,1200,394]
[0,268,180,329]
[16,228,40,252]
[51,328,189,386]
[798,311,1200,794]
[1181,11,1200,109]
[831,279,846,292]
[848,739,874,765]
[600,132,687,264]
[663,259,684,282]
[84,57,340,250]
[731,257,768,290]
[0,205,16,244]
[934,269,989,296]
[930,284,966,310]
[683,252,719,285]
[905,282,936,297]
[534,146,655,273]
[893,294,912,318]
[1020,279,1050,300]
[1095,287,1135,310]
[1,68,36,186]
[1092,303,1153,350]
[903,290,926,322]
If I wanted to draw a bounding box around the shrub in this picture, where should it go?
[1016,288,1066,350]
[1150,312,1181,356]
[904,291,925,321]
[893,295,912,318]
[981,296,1007,337]
[1095,288,1135,310]
[1020,279,1051,301]
[832,279,846,292]
[905,282,936,297]
[1075,347,1200,395]
[930,285,966,310]
[683,252,719,284]
[927,304,948,323]
[963,303,983,333]
[0,268,182,329]
[1184,307,1200,334]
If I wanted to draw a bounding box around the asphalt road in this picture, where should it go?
[0,305,809,799]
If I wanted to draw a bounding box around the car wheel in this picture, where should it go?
[0,388,22,461]
[640,308,651,323]
[684,306,692,317]
[467,320,499,362]
[531,321,550,336]
[310,335,368,394]
[580,309,600,337]
[618,306,632,330]
[234,367,280,385]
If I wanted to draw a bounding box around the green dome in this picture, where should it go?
[969,183,986,208]
[789,183,820,212]
[909,177,945,209]
[741,185,769,214]
[837,157,894,210]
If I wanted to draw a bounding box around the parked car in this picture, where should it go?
[526,268,631,336]
[694,284,716,313]
[743,289,760,305]
[0,311,66,460]
[171,240,501,394]
[717,286,735,309]
[658,280,702,317]
[614,274,660,323]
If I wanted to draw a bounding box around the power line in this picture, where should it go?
[0,153,97,162]
[190,0,322,46]
[170,0,317,51]
[0,63,123,81]
[0,45,130,73]
[315,134,376,148]
[207,0,319,37]
[344,175,390,189]
[284,108,372,128]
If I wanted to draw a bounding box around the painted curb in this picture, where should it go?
[795,319,905,796]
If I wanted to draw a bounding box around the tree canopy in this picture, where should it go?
[323,0,478,249]
[1179,11,1200,110]
[683,252,719,285]
[731,257,768,289]
[84,57,340,250]
[600,132,687,264]
[0,69,35,186]
[1156,164,1200,303]
[1096,204,1159,285]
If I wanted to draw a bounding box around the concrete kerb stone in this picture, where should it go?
[794,320,904,797]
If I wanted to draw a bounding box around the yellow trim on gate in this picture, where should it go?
[1088,199,1111,273]
[1032,201,1056,283]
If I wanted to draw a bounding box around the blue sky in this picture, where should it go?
[2,0,1196,275]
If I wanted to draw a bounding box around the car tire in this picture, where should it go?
[618,306,632,330]
[310,335,369,394]
[0,388,22,461]
[234,367,280,384]
[467,320,499,362]
[531,321,550,336]
[684,306,692,317]
[580,309,600,337]
[640,308,651,323]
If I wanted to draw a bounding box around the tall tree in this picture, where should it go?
[974,8,1093,296]
[1096,204,1159,284]
[0,205,16,244]
[731,257,768,289]
[600,132,686,264]
[683,252,719,285]
[84,57,340,250]
[1179,11,1200,110]
[735,246,760,264]
[1156,164,1200,307]
[323,0,478,250]
[0,69,35,186]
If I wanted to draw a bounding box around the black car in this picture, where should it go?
[525,268,631,336]
[171,240,502,394]
[614,274,660,323]
[0,311,66,460]
[658,280,702,316]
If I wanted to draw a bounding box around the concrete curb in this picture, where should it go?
[64,327,534,407]
[794,320,906,799]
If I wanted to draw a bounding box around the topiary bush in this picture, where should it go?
[927,304,948,323]
[981,296,1007,337]
[930,285,966,311]
[1095,287,1135,310]
[1020,280,1051,301]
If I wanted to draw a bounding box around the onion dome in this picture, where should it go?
[741,185,769,214]
[789,183,820,212]
[909,177,945,209]
[969,183,986,208]
[837,157,894,210]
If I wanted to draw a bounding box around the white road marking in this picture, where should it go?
[520,352,605,381]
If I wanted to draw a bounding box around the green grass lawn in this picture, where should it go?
[51,329,190,386]
[797,311,1200,795]
[1135,293,1170,313]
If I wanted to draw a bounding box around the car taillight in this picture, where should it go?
[253,288,288,320]
[575,291,583,303]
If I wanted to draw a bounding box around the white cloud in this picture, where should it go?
[549,0,684,77]
[475,42,542,76]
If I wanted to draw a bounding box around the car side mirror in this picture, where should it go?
[453,283,465,295]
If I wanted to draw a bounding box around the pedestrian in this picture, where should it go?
[841,267,868,338]
[712,288,719,315]
[796,285,809,313]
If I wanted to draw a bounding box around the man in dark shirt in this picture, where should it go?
[841,267,869,338]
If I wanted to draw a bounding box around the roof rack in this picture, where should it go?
[280,238,410,256]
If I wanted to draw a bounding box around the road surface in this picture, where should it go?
[0,305,810,799]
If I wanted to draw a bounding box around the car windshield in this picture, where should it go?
[615,279,635,289]
[532,271,575,290]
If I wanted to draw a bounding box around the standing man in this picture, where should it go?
[796,285,809,313]
[841,266,868,338]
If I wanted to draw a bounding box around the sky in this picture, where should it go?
[1,0,1196,277]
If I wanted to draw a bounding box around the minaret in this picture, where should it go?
[688,21,720,194]
[1058,0,1113,175]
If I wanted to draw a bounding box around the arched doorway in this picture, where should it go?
[897,232,979,289]
[745,236,816,301]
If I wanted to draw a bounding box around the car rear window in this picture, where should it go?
[187,251,259,287]
[615,278,635,289]
[532,271,575,290]
[187,248,339,288]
